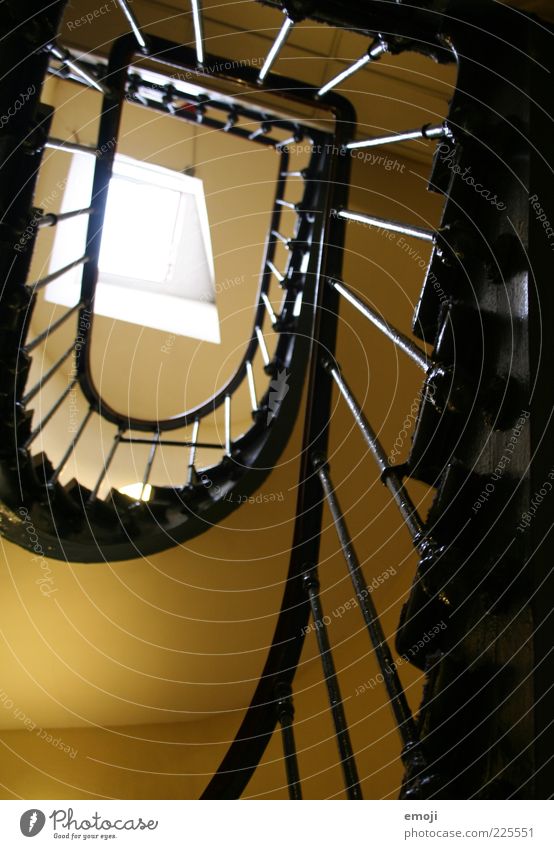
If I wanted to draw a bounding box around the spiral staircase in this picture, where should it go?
[0,0,552,799]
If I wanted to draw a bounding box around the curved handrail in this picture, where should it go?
[74,34,354,432]
[0,17,357,564]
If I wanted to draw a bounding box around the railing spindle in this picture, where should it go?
[246,361,258,413]
[258,14,294,83]
[24,377,79,448]
[46,137,98,156]
[24,303,82,354]
[224,394,231,456]
[191,0,205,64]
[37,207,94,228]
[330,279,429,371]
[187,419,200,486]
[88,430,123,503]
[140,433,159,499]
[22,341,75,405]
[255,326,270,367]
[346,124,446,150]
[50,45,109,94]
[275,198,297,211]
[303,566,362,799]
[336,209,434,242]
[271,229,290,247]
[261,293,278,325]
[267,259,285,284]
[325,361,427,548]
[318,40,386,97]
[115,0,147,50]
[314,457,423,760]
[49,408,94,484]
[275,683,302,800]
[26,255,91,293]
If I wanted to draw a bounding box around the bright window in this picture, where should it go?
[46,153,220,343]
[99,177,181,283]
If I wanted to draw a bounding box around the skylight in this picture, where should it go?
[99,177,181,283]
[46,153,220,343]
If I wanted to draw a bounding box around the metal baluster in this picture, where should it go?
[314,457,424,762]
[22,341,75,405]
[50,45,109,94]
[186,419,200,486]
[126,74,149,107]
[318,40,386,97]
[162,84,177,115]
[302,566,362,799]
[275,683,302,800]
[330,279,429,371]
[246,361,258,413]
[24,303,82,353]
[258,13,294,82]
[24,377,79,448]
[49,408,94,485]
[261,293,277,325]
[276,133,302,151]
[224,395,231,456]
[346,124,446,150]
[335,209,434,242]
[271,229,290,247]
[276,198,297,211]
[335,209,435,242]
[37,207,94,228]
[267,259,285,284]
[120,435,221,449]
[223,108,238,132]
[255,326,270,367]
[325,361,427,548]
[140,433,159,500]
[115,0,147,50]
[292,290,303,317]
[249,122,271,141]
[26,255,91,292]
[191,0,204,64]
[88,430,123,503]
[46,138,98,156]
